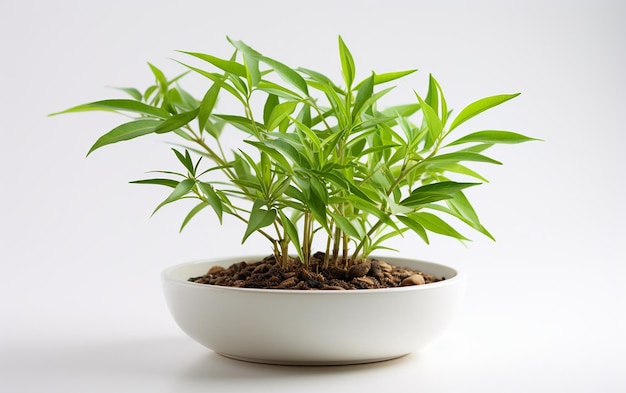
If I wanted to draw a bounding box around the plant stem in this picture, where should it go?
[302,211,310,267]
[350,217,386,262]
[323,235,331,269]
[342,232,350,267]
[332,225,341,266]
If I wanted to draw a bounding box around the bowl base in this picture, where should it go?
[216,351,409,366]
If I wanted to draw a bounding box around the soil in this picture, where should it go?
[188,252,444,290]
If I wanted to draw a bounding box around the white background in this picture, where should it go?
[1,0,625,391]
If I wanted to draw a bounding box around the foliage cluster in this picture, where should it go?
[53,37,536,269]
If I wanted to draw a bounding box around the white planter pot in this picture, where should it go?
[162,256,466,365]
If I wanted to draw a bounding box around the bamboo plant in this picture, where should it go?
[52,36,536,270]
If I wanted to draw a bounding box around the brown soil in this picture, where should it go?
[188,252,444,290]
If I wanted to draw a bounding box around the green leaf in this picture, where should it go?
[446,191,493,240]
[261,56,309,95]
[267,101,297,131]
[373,69,417,85]
[198,182,224,223]
[449,93,520,131]
[155,107,199,134]
[353,87,394,121]
[424,152,502,166]
[174,60,246,105]
[432,163,490,182]
[298,67,343,93]
[148,63,168,89]
[331,213,361,239]
[446,130,539,146]
[109,87,142,101]
[263,94,279,125]
[49,99,170,119]
[198,83,220,132]
[244,141,292,172]
[291,117,321,150]
[410,212,469,240]
[87,119,161,155]
[130,178,179,188]
[307,187,329,231]
[352,73,374,120]
[256,80,302,100]
[355,69,417,89]
[401,181,480,207]
[180,202,209,232]
[415,91,443,144]
[278,211,303,262]
[172,148,195,175]
[152,178,195,215]
[397,215,429,244]
[214,114,261,136]
[338,36,355,88]
[178,51,246,77]
[380,103,421,118]
[259,137,309,167]
[242,203,276,243]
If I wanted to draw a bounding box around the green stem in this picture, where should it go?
[302,211,310,267]
[350,218,385,262]
[342,232,350,268]
[323,234,331,269]
[332,225,341,266]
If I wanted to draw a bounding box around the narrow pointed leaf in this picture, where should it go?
[87,119,161,155]
[449,93,520,131]
[338,36,355,88]
[415,92,443,143]
[110,87,142,101]
[172,148,195,175]
[447,191,494,240]
[198,83,220,132]
[174,60,246,104]
[180,202,209,232]
[364,69,417,86]
[263,94,279,125]
[155,107,199,134]
[401,181,479,207]
[214,114,260,136]
[352,73,374,120]
[298,67,343,93]
[178,51,246,76]
[446,130,539,146]
[424,152,502,166]
[256,80,302,100]
[411,212,469,240]
[244,141,292,172]
[307,189,329,231]
[50,99,170,119]
[198,182,224,222]
[331,213,360,239]
[130,178,179,188]
[261,56,309,95]
[267,101,297,131]
[148,63,168,88]
[278,211,303,262]
[242,205,276,243]
[152,178,195,215]
[397,215,429,244]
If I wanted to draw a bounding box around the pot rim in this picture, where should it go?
[162,255,464,295]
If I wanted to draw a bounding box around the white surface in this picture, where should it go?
[1,0,625,391]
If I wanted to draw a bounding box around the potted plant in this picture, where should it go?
[52,36,536,365]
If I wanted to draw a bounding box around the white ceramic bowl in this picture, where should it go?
[162,256,465,365]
